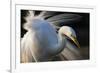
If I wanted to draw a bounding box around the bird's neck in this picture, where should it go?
[53,33,66,55]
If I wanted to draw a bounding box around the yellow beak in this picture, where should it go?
[69,36,80,48]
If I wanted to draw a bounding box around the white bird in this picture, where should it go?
[21,11,82,63]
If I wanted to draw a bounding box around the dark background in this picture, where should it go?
[21,10,90,60]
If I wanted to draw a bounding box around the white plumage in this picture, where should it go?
[21,11,82,63]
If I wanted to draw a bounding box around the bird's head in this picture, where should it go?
[59,26,80,48]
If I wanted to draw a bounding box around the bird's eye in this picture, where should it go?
[70,34,73,37]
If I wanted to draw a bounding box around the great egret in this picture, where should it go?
[21,11,81,63]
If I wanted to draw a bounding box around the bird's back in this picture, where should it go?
[30,19,59,61]
[32,19,58,48]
